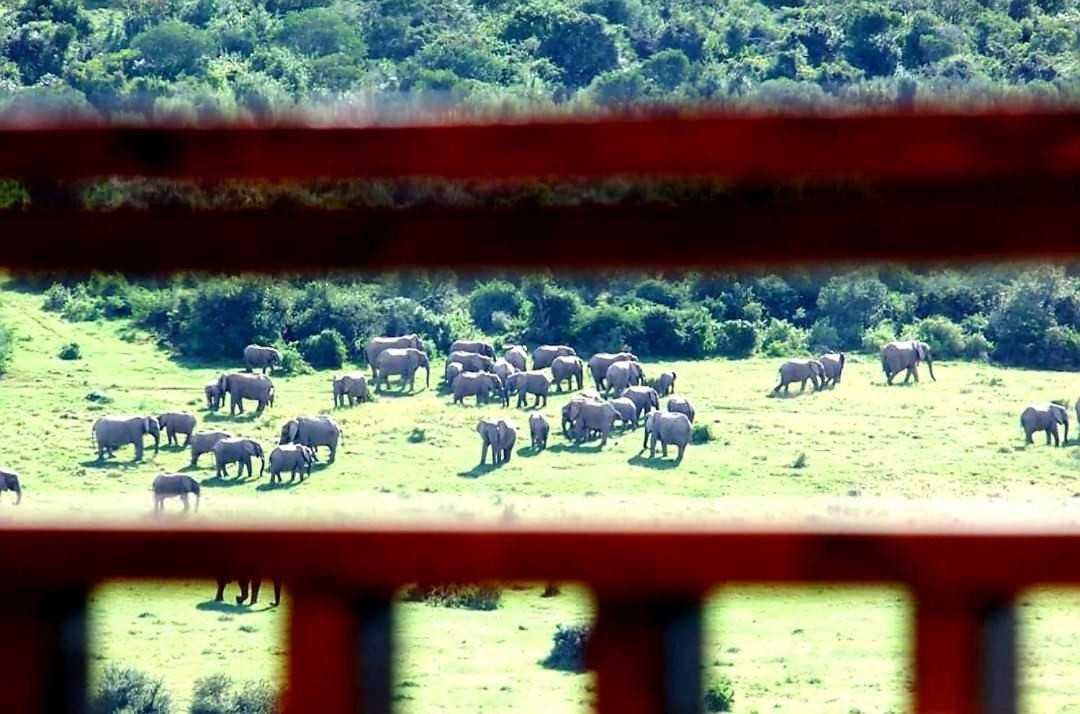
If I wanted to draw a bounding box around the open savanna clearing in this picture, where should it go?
[3,286,1080,712]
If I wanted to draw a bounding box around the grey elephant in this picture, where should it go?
[158,412,197,448]
[332,372,372,407]
[366,334,423,377]
[529,413,549,450]
[881,340,936,385]
[452,372,505,407]
[205,381,223,411]
[0,469,21,505]
[152,473,200,512]
[448,351,495,373]
[588,352,639,390]
[656,371,677,396]
[620,386,661,422]
[190,430,232,467]
[477,418,517,466]
[213,437,265,479]
[819,353,846,388]
[243,344,281,374]
[507,371,551,408]
[568,399,620,446]
[608,397,640,429]
[773,359,826,396]
[643,411,692,462]
[450,339,495,359]
[216,578,281,607]
[504,345,528,372]
[374,348,430,393]
[532,345,576,370]
[268,444,318,484]
[280,415,341,463]
[1021,403,1069,447]
[561,392,605,437]
[605,360,645,394]
[219,372,275,416]
[444,361,465,386]
[492,359,518,388]
[667,397,696,424]
[93,415,160,462]
[551,356,584,392]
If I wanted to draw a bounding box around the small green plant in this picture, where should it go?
[691,423,714,444]
[401,583,502,610]
[58,342,81,360]
[191,674,278,714]
[274,342,312,376]
[407,428,426,443]
[91,665,172,714]
[791,452,808,469]
[85,390,113,404]
[704,676,735,712]
[541,623,591,672]
[0,322,12,375]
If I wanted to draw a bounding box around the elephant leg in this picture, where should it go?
[662,442,669,457]
[649,434,657,458]
[181,494,190,512]
[799,378,807,393]
[600,429,608,447]
[911,365,920,383]
[182,433,191,448]
[503,447,512,463]
[480,442,488,465]
[215,580,227,602]
[271,580,281,606]
[886,371,895,385]
[134,442,143,462]
[676,444,685,462]
[250,579,262,605]
[237,579,250,605]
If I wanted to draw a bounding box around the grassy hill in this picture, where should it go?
[3,286,1080,711]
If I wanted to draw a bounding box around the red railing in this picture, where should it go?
[2,109,1080,713]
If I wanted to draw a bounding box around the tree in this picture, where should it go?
[524,279,580,344]
[278,8,366,58]
[644,49,690,90]
[843,4,901,77]
[816,273,890,349]
[504,4,619,88]
[131,21,211,79]
[468,280,524,332]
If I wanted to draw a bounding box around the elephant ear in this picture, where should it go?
[287,421,299,442]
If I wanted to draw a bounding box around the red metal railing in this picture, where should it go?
[2,109,1079,713]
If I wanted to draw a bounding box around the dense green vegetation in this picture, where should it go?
[1,0,1078,121]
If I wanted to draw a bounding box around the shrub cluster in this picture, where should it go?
[190,674,278,714]
[400,583,502,611]
[58,342,81,360]
[541,623,591,673]
[91,665,172,714]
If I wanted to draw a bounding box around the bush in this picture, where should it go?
[401,583,502,610]
[911,315,966,359]
[635,279,684,308]
[760,318,808,357]
[407,428,426,443]
[191,673,278,714]
[43,283,71,311]
[704,676,735,712]
[541,623,591,672]
[275,342,312,376]
[299,328,347,369]
[861,321,896,353]
[691,423,714,444]
[91,665,172,714]
[716,320,758,358]
[58,342,81,360]
[572,304,643,355]
[807,319,841,351]
[0,322,13,376]
[468,280,524,333]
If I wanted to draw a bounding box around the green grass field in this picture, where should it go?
[3,286,1080,712]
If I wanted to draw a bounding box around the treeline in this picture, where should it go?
[1,0,1079,124]
[21,265,1080,371]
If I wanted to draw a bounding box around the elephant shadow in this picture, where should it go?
[194,599,273,615]
[627,453,682,470]
[255,479,306,492]
[199,474,257,489]
[516,446,544,458]
[457,463,500,479]
[547,442,606,455]
[375,388,428,398]
[79,458,146,470]
[203,412,262,423]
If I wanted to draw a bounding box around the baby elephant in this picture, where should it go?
[152,473,200,512]
[1021,403,1069,447]
[0,469,22,505]
[268,444,317,484]
[529,413,549,450]
[204,381,223,410]
[158,412,197,448]
[657,371,677,396]
[215,578,281,607]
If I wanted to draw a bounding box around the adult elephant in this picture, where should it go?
[643,411,692,462]
[366,334,423,377]
[0,469,21,505]
[219,373,275,416]
[551,356,584,392]
[93,415,160,462]
[152,474,200,512]
[243,344,281,374]
[504,345,528,372]
[450,340,495,359]
[772,359,825,396]
[532,345,576,371]
[374,348,430,393]
[507,371,551,409]
[881,340,936,385]
[620,386,660,422]
[567,399,620,447]
[158,412,197,448]
[561,392,605,437]
[477,418,517,466]
[667,397,696,424]
[448,351,495,373]
[281,415,342,463]
[268,444,317,483]
[332,372,372,407]
[819,353,846,388]
[189,430,232,467]
[215,578,281,607]
[605,360,645,394]
[588,352,638,390]
[452,372,504,407]
[213,437,265,479]
[1021,403,1069,447]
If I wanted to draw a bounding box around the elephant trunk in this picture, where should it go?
[259,456,265,478]
[424,364,430,388]
[1064,419,1070,446]
[926,357,937,382]
[12,480,21,505]
[153,432,160,456]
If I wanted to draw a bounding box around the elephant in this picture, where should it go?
[280,415,342,463]
[507,371,551,408]
[881,340,936,385]
[529,413,550,450]
[588,352,639,390]
[667,397,696,424]
[332,372,372,407]
[444,361,465,386]
[567,399,620,447]
[1021,403,1069,447]
[605,360,645,394]
[452,372,505,407]
[609,397,640,429]
[190,430,232,467]
[773,359,826,396]
[643,411,692,462]
[218,373,274,416]
[532,345,576,370]
[374,348,430,393]
[657,371,677,397]
[561,392,605,437]
[243,344,281,374]
[268,444,317,484]
[619,386,660,422]
[157,412,197,448]
[0,469,21,505]
[205,381,223,411]
[504,345,528,372]
[93,415,160,462]
[551,356,585,392]
[492,359,519,388]
[213,437,265,479]
[819,353,846,388]
[448,351,495,373]
[152,473,200,512]
[215,578,281,607]
[366,334,423,377]
[449,339,496,359]
[477,418,517,465]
